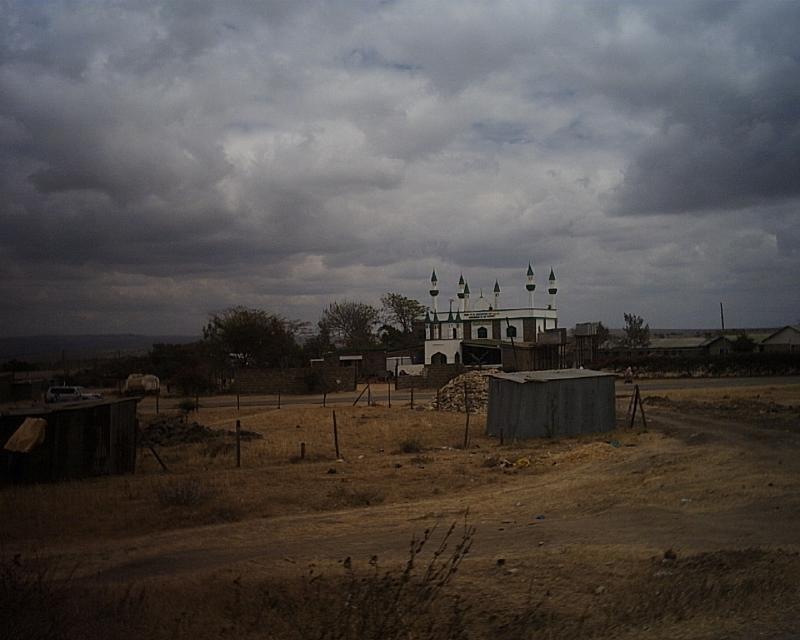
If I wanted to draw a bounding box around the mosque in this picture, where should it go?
[424,263,560,366]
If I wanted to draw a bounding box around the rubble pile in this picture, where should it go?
[431,370,497,413]
[139,415,262,447]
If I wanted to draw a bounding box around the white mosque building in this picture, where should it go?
[423,264,559,365]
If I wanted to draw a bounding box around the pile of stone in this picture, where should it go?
[139,415,262,447]
[430,370,497,413]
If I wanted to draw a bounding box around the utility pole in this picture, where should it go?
[720,302,725,333]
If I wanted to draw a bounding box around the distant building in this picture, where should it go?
[605,335,733,359]
[761,325,800,353]
[423,264,561,367]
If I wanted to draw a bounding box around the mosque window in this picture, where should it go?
[477,327,488,339]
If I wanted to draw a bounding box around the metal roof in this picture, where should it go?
[0,397,139,417]
[489,368,616,383]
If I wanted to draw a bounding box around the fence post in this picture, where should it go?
[463,381,470,449]
[387,380,391,408]
[323,391,327,408]
[410,386,414,409]
[236,392,240,412]
[235,419,241,468]
[300,442,306,460]
[332,410,340,459]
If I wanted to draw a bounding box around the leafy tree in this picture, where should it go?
[320,300,380,349]
[203,307,303,368]
[380,293,426,335]
[731,333,756,353]
[622,313,650,347]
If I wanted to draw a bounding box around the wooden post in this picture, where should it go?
[463,381,470,449]
[368,384,372,406]
[410,386,414,409]
[629,385,648,430]
[236,392,240,412]
[323,391,327,407]
[300,442,306,460]
[136,425,168,473]
[332,410,340,459]
[387,380,391,408]
[352,384,369,407]
[235,419,241,468]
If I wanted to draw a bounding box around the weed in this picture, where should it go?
[156,478,212,507]
[0,554,146,640]
[223,518,475,640]
[399,438,424,454]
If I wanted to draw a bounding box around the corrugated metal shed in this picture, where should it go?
[0,398,139,483]
[486,369,616,440]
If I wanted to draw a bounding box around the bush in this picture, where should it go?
[178,398,197,414]
[399,438,423,454]
[156,478,212,507]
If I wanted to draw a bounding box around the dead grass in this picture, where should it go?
[0,405,638,547]
[3,386,800,638]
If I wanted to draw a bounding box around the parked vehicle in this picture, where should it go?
[123,374,160,395]
[45,386,84,403]
[45,386,103,403]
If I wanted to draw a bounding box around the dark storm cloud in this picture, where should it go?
[0,0,799,334]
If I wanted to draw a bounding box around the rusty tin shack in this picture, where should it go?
[1,398,139,483]
[486,369,616,440]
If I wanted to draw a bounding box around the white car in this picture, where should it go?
[45,386,103,403]
[45,386,84,403]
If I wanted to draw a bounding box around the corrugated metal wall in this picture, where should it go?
[486,376,615,439]
[0,399,138,483]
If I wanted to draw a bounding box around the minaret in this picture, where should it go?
[429,269,439,315]
[463,281,471,311]
[526,262,536,308]
[457,273,465,313]
[548,267,558,309]
[493,280,501,309]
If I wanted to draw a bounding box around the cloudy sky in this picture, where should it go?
[1,1,799,336]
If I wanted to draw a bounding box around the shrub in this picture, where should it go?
[399,438,423,454]
[178,398,197,414]
[156,478,212,507]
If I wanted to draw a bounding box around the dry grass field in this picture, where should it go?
[2,380,800,639]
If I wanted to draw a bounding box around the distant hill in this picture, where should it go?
[0,334,199,362]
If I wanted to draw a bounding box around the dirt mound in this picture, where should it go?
[140,415,263,446]
[431,370,497,413]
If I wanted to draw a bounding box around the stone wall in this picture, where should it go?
[236,366,356,394]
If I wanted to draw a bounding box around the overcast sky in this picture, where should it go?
[1,1,799,336]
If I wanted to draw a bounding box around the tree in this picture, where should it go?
[731,333,756,353]
[380,293,426,335]
[380,292,426,348]
[203,307,302,369]
[320,300,380,349]
[622,313,650,347]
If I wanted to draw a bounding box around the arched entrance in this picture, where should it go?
[431,352,447,365]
